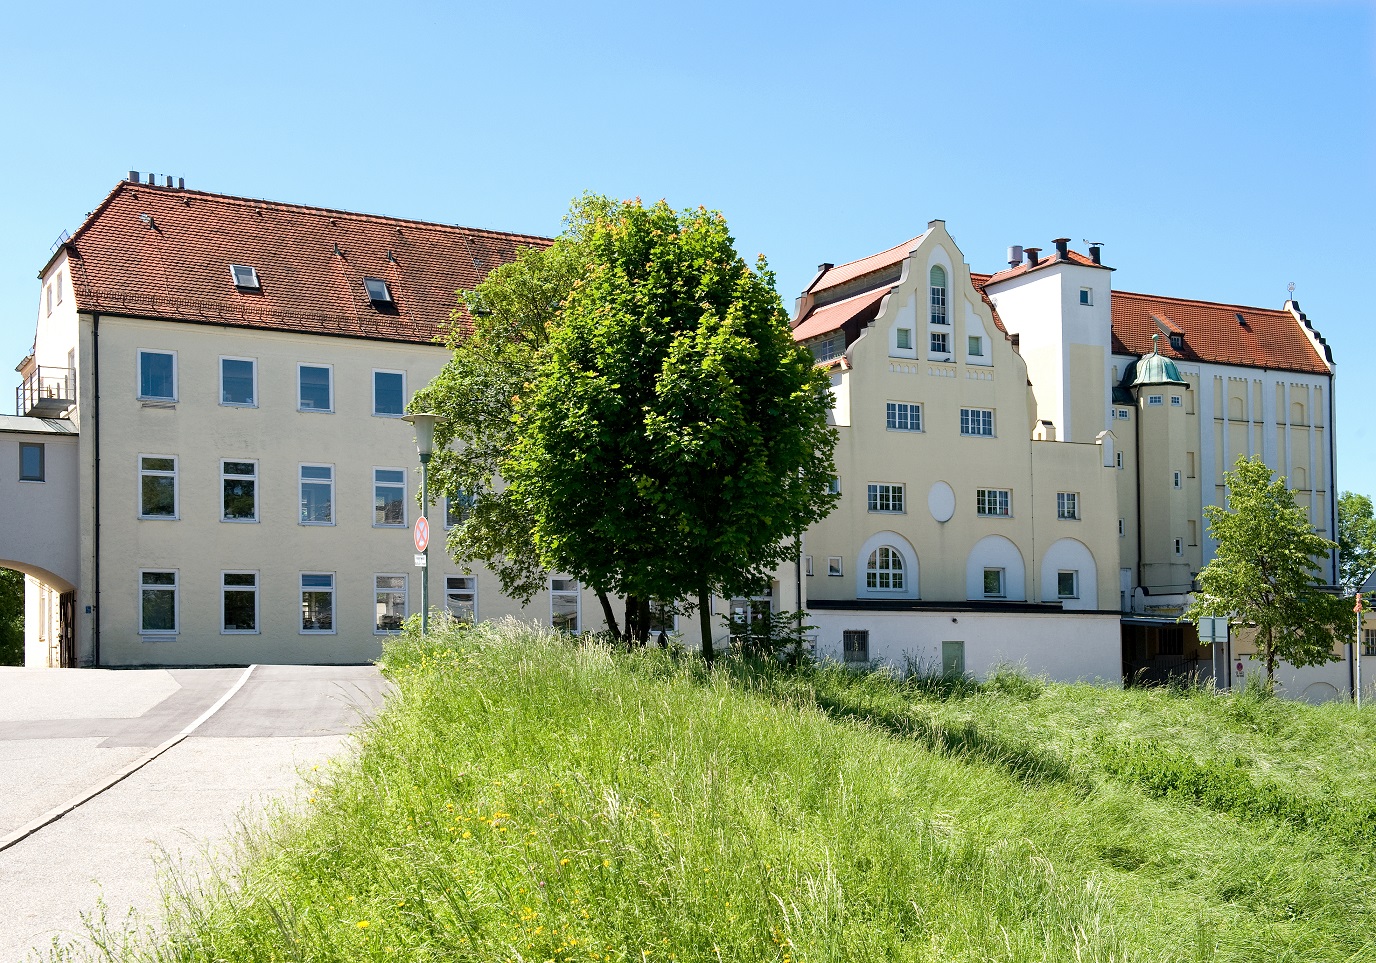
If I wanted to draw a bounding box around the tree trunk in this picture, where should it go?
[595,589,622,642]
[1264,627,1276,685]
[698,585,713,666]
[637,597,652,647]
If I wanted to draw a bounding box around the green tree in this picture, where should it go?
[0,568,24,666]
[1186,456,1348,684]
[503,199,838,660]
[1338,491,1376,594]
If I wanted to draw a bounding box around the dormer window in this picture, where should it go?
[230,265,261,290]
[1168,333,1183,351]
[364,277,393,305]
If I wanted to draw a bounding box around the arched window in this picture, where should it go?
[866,546,905,590]
[929,266,948,325]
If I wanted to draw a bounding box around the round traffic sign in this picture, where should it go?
[414,516,430,553]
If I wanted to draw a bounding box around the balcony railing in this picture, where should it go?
[16,366,75,417]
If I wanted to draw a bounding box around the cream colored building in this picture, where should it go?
[9,177,797,667]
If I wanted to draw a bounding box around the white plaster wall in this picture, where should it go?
[1226,652,1351,704]
[809,609,1122,684]
[1039,537,1097,611]
[0,430,78,589]
[965,535,1026,601]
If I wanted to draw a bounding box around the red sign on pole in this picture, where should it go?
[414,516,430,553]
[1355,592,1364,614]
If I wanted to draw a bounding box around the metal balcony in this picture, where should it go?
[16,366,75,417]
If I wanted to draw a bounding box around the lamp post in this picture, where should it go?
[402,413,439,634]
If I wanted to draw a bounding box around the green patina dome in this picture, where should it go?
[1120,334,1189,391]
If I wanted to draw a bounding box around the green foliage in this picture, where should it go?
[1185,455,1348,682]
[91,622,1376,962]
[0,568,22,665]
[1338,490,1376,593]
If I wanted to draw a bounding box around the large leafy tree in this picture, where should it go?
[0,568,23,666]
[501,199,838,660]
[1338,491,1376,594]
[1186,456,1349,683]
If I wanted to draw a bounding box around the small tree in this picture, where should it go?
[1338,491,1376,594]
[1186,456,1348,684]
[0,568,24,666]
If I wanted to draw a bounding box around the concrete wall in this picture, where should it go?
[809,609,1122,684]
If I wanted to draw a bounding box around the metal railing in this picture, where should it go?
[15,366,75,416]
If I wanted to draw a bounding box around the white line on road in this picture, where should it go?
[0,664,258,853]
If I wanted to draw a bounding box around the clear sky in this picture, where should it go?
[2,1,1371,488]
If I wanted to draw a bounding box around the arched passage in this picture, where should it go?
[0,560,76,667]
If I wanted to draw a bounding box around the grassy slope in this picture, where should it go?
[98,622,1376,963]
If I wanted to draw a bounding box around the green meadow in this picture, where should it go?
[81,620,1376,962]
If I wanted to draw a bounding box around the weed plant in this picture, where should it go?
[79,621,1376,962]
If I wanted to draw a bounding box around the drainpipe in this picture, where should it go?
[92,313,101,667]
[1134,393,1144,594]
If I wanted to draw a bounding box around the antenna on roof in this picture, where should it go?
[1287,281,1296,298]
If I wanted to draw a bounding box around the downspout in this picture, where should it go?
[92,313,101,667]
[1134,396,1144,593]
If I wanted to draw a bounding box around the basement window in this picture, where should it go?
[364,277,393,305]
[230,264,261,291]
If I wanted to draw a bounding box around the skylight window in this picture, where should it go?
[230,264,260,290]
[364,277,393,305]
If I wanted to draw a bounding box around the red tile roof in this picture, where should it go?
[982,248,1106,284]
[1111,289,1329,375]
[60,181,551,345]
[810,233,925,294]
[792,285,893,341]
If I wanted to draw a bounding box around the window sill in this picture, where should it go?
[222,517,260,524]
[300,629,337,636]
[19,478,45,484]
[298,407,334,414]
[140,634,179,642]
[220,402,258,409]
[373,411,406,419]
[138,514,179,521]
[221,630,261,635]
[299,521,336,527]
[373,523,408,529]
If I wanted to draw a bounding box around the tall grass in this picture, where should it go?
[74,621,1376,962]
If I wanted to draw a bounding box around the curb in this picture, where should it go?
[0,664,258,853]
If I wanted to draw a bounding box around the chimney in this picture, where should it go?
[1089,244,1102,265]
[1025,247,1041,267]
[1010,332,1021,353]
[817,262,833,273]
[177,177,185,190]
[1006,245,1024,268]
[146,172,155,185]
[1038,420,1057,442]
[1053,238,1070,260]
[128,170,140,183]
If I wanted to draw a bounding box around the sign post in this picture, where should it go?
[1355,593,1365,709]
[415,515,430,635]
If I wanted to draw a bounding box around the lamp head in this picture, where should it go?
[401,412,439,458]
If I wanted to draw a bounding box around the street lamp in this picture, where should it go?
[402,412,439,634]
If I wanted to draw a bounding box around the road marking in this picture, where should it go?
[0,665,257,853]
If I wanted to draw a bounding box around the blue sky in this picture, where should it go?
[2,0,1372,489]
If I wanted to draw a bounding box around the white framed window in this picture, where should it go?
[1147,394,1163,406]
[1079,287,1093,306]
[55,272,63,305]
[886,402,922,432]
[551,577,581,633]
[960,408,994,436]
[929,266,948,325]
[895,328,912,350]
[827,475,841,495]
[865,547,905,591]
[1116,408,1130,420]
[828,556,843,577]
[221,460,258,522]
[843,629,869,664]
[1056,492,1079,520]
[220,357,257,407]
[139,455,178,519]
[140,570,179,635]
[1119,518,1125,537]
[299,464,334,524]
[46,284,53,316]
[1364,628,1376,657]
[375,574,407,633]
[230,264,261,290]
[1170,395,1183,406]
[1116,451,1124,470]
[1174,538,1184,556]
[983,567,1006,598]
[968,336,983,357]
[373,369,406,417]
[374,468,407,527]
[805,555,814,577]
[446,576,477,624]
[446,492,475,528]
[930,331,949,354]
[222,571,259,633]
[1057,570,1079,599]
[1173,471,1182,489]
[976,488,1011,517]
[867,483,905,513]
[298,364,333,412]
[19,443,44,482]
[811,333,844,363]
[300,573,335,633]
[138,349,177,401]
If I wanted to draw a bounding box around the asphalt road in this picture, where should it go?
[0,664,388,962]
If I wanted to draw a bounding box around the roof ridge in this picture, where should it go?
[824,233,925,273]
[85,180,554,245]
[1113,286,1290,316]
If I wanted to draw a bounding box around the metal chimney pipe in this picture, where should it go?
[165,176,173,187]
[1025,247,1041,267]
[1007,245,1024,268]
[1053,238,1070,259]
[1089,245,1102,265]
[146,173,155,185]
[177,177,185,190]
[128,170,140,183]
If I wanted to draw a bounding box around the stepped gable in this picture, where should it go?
[55,181,552,345]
